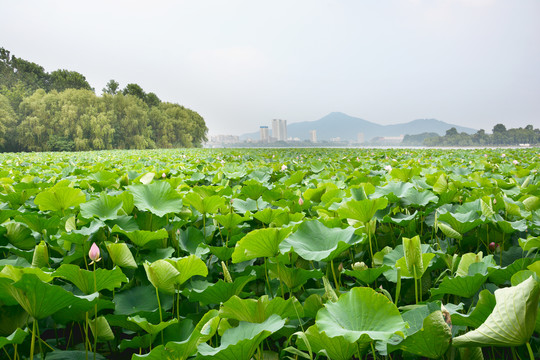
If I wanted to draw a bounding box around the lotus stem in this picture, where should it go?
[155,286,164,345]
[30,319,36,360]
[367,228,374,265]
[264,258,273,298]
[413,264,418,304]
[526,342,535,360]
[395,267,401,305]
[330,260,339,290]
[93,262,98,360]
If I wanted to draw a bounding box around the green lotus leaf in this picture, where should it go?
[183,193,225,215]
[0,305,28,336]
[54,264,128,294]
[89,316,115,341]
[337,198,388,224]
[105,241,137,268]
[144,260,180,294]
[35,350,106,360]
[343,265,392,285]
[80,193,123,220]
[34,186,86,212]
[296,324,359,360]
[431,273,488,298]
[134,310,221,360]
[112,225,168,248]
[2,222,36,250]
[316,287,406,344]
[187,274,256,306]
[232,228,291,263]
[453,276,540,347]
[437,222,462,240]
[488,258,535,285]
[519,236,540,252]
[0,328,28,350]
[401,188,439,207]
[214,212,246,231]
[128,181,183,217]
[402,235,423,279]
[397,305,452,358]
[451,289,496,328]
[267,262,323,290]
[167,255,208,285]
[232,198,268,214]
[14,213,61,235]
[458,347,485,360]
[523,195,540,212]
[279,220,362,262]
[195,314,285,360]
[220,295,303,323]
[113,285,173,315]
[437,211,482,235]
[372,182,414,203]
[7,273,97,319]
[128,315,178,335]
[31,240,49,268]
[395,253,435,279]
[456,252,484,277]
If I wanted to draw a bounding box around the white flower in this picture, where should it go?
[513,160,519,165]
[384,165,392,172]
[501,153,506,158]
[220,160,225,164]
[281,164,287,171]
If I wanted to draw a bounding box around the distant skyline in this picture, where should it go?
[2,1,539,136]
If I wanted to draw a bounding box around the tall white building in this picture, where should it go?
[271,119,287,141]
[310,130,317,142]
[260,126,269,143]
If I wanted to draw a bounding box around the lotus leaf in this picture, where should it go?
[316,286,406,344]
[453,276,540,347]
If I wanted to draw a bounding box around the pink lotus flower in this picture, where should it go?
[513,160,519,165]
[298,197,304,205]
[89,243,101,264]
[281,164,287,171]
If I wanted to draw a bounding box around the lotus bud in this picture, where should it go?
[352,262,368,271]
[298,197,304,206]
[89,243,101,264]
[162,173,166,178]
[338,262,343,272]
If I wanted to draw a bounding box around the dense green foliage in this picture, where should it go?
[0,48,207,151]
[0,148,539,360]
[422,125,540,146]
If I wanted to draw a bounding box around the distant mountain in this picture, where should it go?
[241,112,477,142]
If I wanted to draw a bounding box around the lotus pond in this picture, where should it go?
[0,147,539,360]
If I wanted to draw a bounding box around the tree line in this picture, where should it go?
[402,124,539,147]
[0,47,207,152]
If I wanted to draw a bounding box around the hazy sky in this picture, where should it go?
[2,0,539,136]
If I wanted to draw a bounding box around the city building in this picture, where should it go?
[310,130,317,143]
[271,119,287,141]
[260,126,269,143]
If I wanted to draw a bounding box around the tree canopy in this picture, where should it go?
[0,47,208,152]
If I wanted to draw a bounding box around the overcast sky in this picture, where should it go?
[2,0,539,136]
